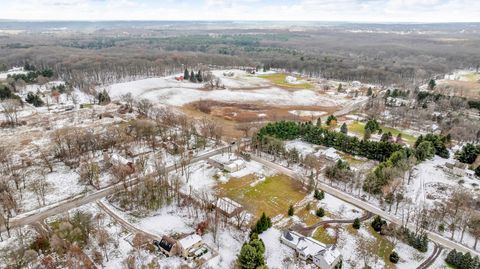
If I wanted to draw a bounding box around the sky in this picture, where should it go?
[1,0,479,23]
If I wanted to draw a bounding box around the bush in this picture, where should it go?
[314,189,324,200]
[316,208,325,217]
[25,92,44,107]
[352,218,361,229]
[389,251,399,263]
[288,205,294,216]
[371,216,386,233]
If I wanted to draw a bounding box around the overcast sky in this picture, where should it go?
[1,0,479,23]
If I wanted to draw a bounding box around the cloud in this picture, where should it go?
[0,0,479,22]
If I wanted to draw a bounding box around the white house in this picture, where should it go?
[321,147,341,162]
[177,233,205,259]
[280,230,342,269]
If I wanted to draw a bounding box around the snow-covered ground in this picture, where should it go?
[100,70,347,107]
[0,67,28,80]
[405,155,479,207]
[317,193,364,219]
[289,110,327,117]
[285,139,322,158]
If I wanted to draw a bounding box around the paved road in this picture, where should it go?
[251,154,480,256]
[3,146,230,232]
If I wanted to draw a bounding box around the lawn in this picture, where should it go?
[295,204,333,226]
[367,226,395,269]
[347,121,417,146]
[258,73,314,89]
[216,174,307,219]
[312,226,337,245]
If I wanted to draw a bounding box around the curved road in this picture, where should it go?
[293,212,374,236]
[417,243,443,269]
[2,146,230,232]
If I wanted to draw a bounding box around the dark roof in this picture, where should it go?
[284,231,294,241]
[157,236,176,252]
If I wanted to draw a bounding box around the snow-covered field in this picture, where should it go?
[100,70,346,107]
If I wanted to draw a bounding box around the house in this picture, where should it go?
[213,197,244,218]
[246,68,256,74]
[224,159,246,172]
[177,233,206,259]
[105,152,135,173]
[320,147,341,162]
[280,230,342,269]
[444,161,470,177]
[154,235,178,257]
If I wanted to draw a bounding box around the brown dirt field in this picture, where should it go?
[181,100,340,139]
[438,80,480,99]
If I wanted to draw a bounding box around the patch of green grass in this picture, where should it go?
[367,226,395,269]
[463,73,480,82]
[347,121,417,146]
[258,73,314,89]
[217,174,307,219]
[312,226,337,245]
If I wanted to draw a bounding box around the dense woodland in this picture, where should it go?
[1,22,480,89]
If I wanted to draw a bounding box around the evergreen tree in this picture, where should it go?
[389,251,399,264]
[365,119,380,133]
[314,189,324,200]
[371,216,386,232]
[428,79,436,90]
[190,71,196,82]
[184,68,189,80]
[316,117,322,127]
[238,244,259,269]
[352,218,361,229]
[337,83,343,92]
[455,143,480,164]
[253,212,272,234]
[415,141,435,161]
[288,204,294,216]
[196,70,203,82]
[340,123,348,134]
[316,208,325,217]
[475,166,480,177]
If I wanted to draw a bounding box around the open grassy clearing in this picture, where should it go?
[347,121,417,145]
[464,72,480,82]
[258,73,314,89]
[313,226,337,245]
[295,204,333,226]
[216,174,307,219]
[366,226,396,269]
